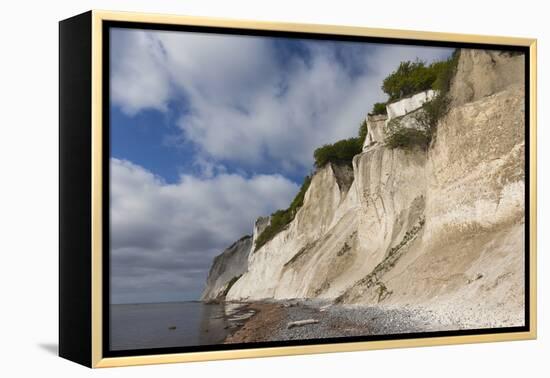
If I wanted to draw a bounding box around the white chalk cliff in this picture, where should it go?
[201,235,252,301]
[203,49,526,328]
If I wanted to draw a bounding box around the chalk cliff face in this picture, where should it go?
[386,89,436,119]
[201,235,252,302]
[204,49,526,328]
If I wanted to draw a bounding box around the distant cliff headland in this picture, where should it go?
[202,49,526,331]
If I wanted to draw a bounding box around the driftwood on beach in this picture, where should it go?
[287,319,319,329]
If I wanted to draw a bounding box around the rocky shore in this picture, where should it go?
[224,300,466,344]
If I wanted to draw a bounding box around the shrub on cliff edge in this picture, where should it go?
[414,50,460,136]
[382,60,437,101]
[385,50,460,149]
[381,50,460,103]
[370,102,387,116]
[313,138,362,168]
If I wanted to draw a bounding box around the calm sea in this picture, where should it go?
[110,301,253,351]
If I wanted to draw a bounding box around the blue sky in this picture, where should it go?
[109,27,453,304]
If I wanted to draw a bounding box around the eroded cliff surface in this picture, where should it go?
[205,49,526,328]
[201,235,252,302]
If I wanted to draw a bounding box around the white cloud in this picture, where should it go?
[111,29,453,173]
[108,31,454,302]
[111,30,172,115]
[110,158,298,303]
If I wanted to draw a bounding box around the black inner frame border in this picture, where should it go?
[101,20,531,359]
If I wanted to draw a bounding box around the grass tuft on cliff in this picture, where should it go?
[385,127,430,149]
[254,175,312,251]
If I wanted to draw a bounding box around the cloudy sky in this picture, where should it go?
[109,27,452,304]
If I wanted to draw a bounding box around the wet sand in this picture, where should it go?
[225,302,288,343]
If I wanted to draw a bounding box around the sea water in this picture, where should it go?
[110,301,252,351]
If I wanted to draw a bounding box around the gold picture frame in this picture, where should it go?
[59,10,537,368]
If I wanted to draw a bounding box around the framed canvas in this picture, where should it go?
[59,10,537,368]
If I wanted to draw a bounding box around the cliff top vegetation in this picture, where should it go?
[255,50,459,249]
[386,50,460,149]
